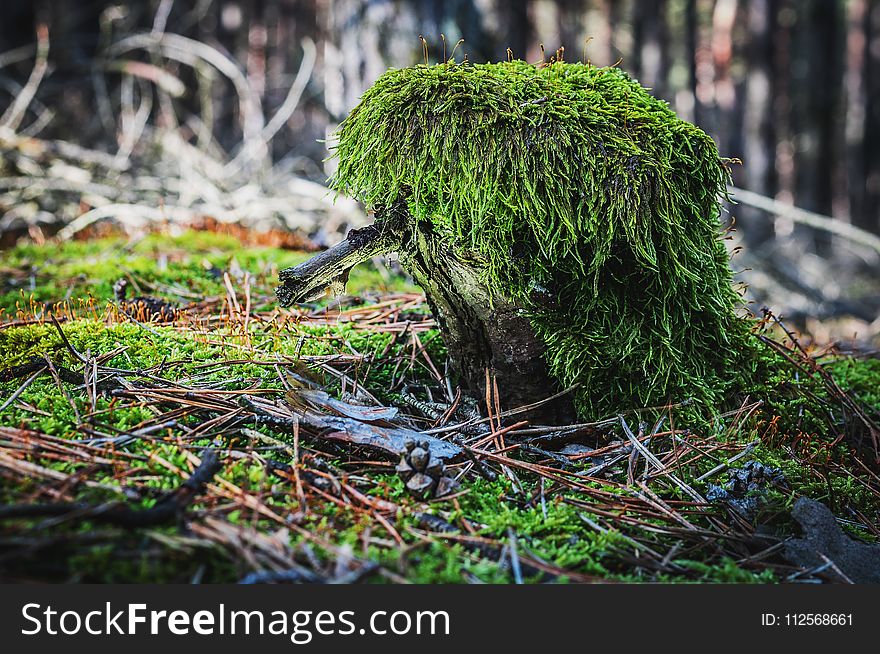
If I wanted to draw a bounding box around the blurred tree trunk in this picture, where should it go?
[845,0,869,232]
[771,0,796,210]
[790,0,844,254]
[864,0,880,234]
[686,0,702,126]
[634,0,668,98]
[740,0,777,246]
[494,0,531,58]
[710,0,738,159]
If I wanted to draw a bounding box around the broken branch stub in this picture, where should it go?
[275,204,406,305]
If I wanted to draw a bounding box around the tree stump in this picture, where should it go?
[279,59,748,421]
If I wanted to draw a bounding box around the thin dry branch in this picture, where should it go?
[0,24,49,133]
[730,185,880,257]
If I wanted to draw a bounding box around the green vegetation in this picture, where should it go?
[0,230,412,320]
[1,229,878,583]
[332,59,746,416]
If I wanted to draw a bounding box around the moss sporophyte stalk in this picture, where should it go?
[328,59,749,417]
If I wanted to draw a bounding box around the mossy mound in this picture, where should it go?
[332,59,747,415]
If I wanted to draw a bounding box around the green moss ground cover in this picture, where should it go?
[0,228,878,583]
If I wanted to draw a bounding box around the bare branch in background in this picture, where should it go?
[107,32,266,175]
[0,18,363,246]
[264,38,318,146]
[114,74,153,167]
[151,0,175,36]
[0,43,36,70]
[730,186,880,258]
[0,24,49,133]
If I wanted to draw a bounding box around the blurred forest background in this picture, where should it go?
[1,0,879,343]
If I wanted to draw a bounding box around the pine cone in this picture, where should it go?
[113,278,178,322]
[396,439,459,499]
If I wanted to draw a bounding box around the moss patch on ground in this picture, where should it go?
[1,229,878,583]
[0,229,412,320]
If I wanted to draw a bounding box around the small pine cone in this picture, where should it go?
[396,439,460,499]
[114,278,178,323]
[434,476,459,498]
[405,473,435,497]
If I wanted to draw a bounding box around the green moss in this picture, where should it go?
[669,559,777,583]
[2,226,877,584]
[828,357,880,411]
[0,229,415,320]
[331,59,747,417]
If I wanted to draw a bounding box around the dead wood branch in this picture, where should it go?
[276,201,577,420]
[276,211,407,305]
[0,25,49,133]
[244,396,463,463]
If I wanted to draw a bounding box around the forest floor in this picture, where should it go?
[1,226,879,583]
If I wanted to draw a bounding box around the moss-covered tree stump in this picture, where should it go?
[277,60,748,421]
